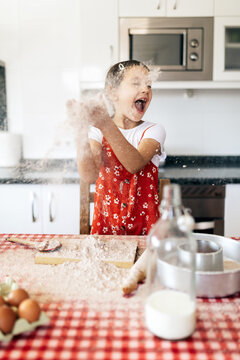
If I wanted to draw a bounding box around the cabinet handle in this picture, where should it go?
[109,45,114,65]
[194,221,215,231]
[156,0,161,10]
[173,0,177,10]
[49,192,55,222]
[30,192,38,223]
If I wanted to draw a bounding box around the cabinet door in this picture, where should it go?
[119,0,166,17]
[119,0,213,17]
[79,0,118,83]
[225,184,240,237]
[166,0,214,17]
[0,184,42,234]
[215,0,240,16]
[42,184,80,235]
[214,17,240,81]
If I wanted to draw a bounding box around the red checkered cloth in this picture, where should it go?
[0,234,240,360]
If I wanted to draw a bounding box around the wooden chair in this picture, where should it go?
[80,178,171,235]
[80,179,94,234]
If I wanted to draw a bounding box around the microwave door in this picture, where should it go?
[129,29,187,71]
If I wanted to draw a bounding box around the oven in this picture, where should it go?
[181,185,225,236]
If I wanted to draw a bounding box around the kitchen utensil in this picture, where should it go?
[157,233,240,298]
[122,249,148,294]
[6,237,62,252]
[178,239,224,272]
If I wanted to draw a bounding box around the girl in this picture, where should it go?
[67,60,166,235]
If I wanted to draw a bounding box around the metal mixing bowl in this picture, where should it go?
[157,233,240,297]
[178,239,224,272]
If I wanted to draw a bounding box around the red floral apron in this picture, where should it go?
[91,130,160,236]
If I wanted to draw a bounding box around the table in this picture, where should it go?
[1,233,240,360]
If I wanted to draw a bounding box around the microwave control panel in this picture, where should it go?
[187,29,203,71]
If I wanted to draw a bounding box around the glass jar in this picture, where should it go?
[145,184,196,340]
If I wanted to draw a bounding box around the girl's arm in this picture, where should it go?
[83,96,161,174]
[77,139,102,183]
[67,97,161,179]
[101,121,161,174]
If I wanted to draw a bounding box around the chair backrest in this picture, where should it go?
[80,180,94,234]
[79,178,170,234]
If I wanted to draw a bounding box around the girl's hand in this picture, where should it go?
[83,93,111,131]
[66,94,111,133]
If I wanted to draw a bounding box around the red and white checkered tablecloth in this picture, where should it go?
[1,234,240,360]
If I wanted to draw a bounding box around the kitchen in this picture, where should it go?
[1,0,240,358]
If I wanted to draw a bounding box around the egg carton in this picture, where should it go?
[0,277,50,342]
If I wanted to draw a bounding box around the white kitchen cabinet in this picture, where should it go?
[224,184,240,237]
[119,0,214,17]
[119,0,166,17]
[214,17,240,81]
[215,0,240,16]
[0,184,80,234]
[41,184,80,235]
[0,185,42,234]
[79,0,118,83]
[166,0,213,17]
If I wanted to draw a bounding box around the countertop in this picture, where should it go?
[0,156,240,185]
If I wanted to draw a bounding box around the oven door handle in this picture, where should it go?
[194,221,215,230]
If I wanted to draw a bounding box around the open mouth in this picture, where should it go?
[134,99,147,113]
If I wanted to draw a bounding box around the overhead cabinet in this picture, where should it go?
[214,17,240,81]
[214,0,240,16]
[0,184,80,234]
[79,0,118,83]
[118,0,214,17]
[79,0,240,88]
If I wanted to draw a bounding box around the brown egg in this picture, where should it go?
[18,299,41,323]
[0,305,16,334]
[0,296,5,306]
[7,288,29,307]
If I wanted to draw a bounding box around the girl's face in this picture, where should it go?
[112,66,152,124]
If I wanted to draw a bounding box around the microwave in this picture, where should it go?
[119,17,213,81]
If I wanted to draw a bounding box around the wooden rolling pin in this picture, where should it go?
[122,249,148,294]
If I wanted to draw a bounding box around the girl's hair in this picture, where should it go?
[105,60,149,90]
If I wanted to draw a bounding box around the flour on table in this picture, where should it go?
[0,236,146,305]
[35,236,137,263]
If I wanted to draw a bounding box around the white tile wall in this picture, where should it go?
[147,89,240,156]
[1,0,240,159]
[0,0,81,158]
[0,0,18,25]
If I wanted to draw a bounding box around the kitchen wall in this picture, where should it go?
[1,0,240,159]
[148,89,240,155]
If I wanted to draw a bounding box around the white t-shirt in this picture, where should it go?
[88,121,166,167]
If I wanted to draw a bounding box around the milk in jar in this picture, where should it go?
[145,184,196,340]
[145,289,196,340]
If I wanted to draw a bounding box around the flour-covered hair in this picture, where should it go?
[105,60,149,90]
